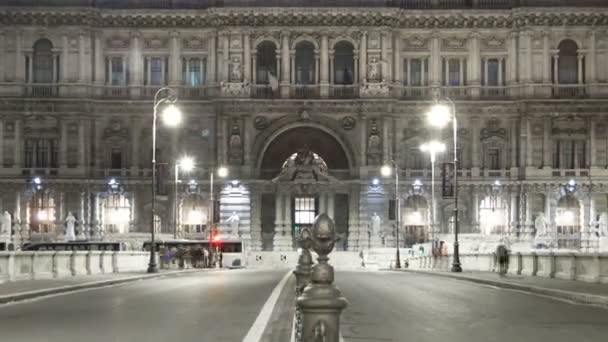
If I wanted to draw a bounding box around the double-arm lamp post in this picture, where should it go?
[174,156,195,239]
[420,141,446,246]
[425,97,462,273]
[148,87,183,274]
[209,166,229,241]
[381,160,401,269]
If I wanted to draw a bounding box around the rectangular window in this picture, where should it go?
[410,59,422,86]
[294,197,316,225]
[110,57,124,85]
[150,57,163,85]
[182,58,203,87]
[486,59,499,86]
[111,148,122,169]
[448,59,460,86]
[488,148,500,170]
[25,139,57,168]
[403,58,427,86]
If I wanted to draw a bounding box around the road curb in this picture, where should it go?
[394,269,608,308]
[0,269,204,305]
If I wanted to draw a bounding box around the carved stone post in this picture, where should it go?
[293,227,313,342]
[297,214,348,342]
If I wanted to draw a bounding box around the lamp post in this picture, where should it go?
[420,140,446,246]
[209,166,228,241]
[381,160,401,269]
[174,156,195,239]
[148,87,182,274]
[426,97,462,272]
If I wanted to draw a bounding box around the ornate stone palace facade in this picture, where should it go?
[1,0,608,252]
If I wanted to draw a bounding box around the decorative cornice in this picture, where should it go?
[1,8,608,29]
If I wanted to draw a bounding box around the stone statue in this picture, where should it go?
[367,120,382,164]
[534,213,549,236]
[226,212,240,237]
[599,213,608,237]
[1,211,11,235]
[65,212,77,242]
[230,57,242,82]
[371,212,381,237]
[367,57,381,82]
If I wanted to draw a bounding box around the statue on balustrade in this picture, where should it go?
[367,57,382,83]
[229,122,243,164]
[65,212,77,242]
[230,56,243,82]
[0,211,11,236]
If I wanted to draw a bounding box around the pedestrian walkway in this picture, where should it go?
[398,269,608,308]
[0,269,204,305]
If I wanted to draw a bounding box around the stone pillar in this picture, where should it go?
[130,32,143,96]
[577,54,584,85]
[250,191,262,251]
[552,55,559,84]
[543,116,551,168]
[510,191,518,237]
[15,30,24,82]
[94,31,104,85]
[76,33,86,82]
[507,32,518,86]
[61,34,69,83]
[78,191,87,239]
[525,117,533,167]
[542,31,550,83]
[14,119,22,169]
[393,32,401,84]
[469,32,481,94]
[318,194,327,215]
[521,31,532,83]
[382,118,389,164]
[510,118,518,169]
[0,119,4,168]
[588,31,597,84]
[472,189,480,234]
[169,31,181,86]
[347,186,359,251]
[590,115,597,168]
[381,33,389,81]
[93,119,103,170]
[524,191,533,239]
[130,117,141,172]
[208,33,217,84]
[59,119,68,169]
[242,115,252,167]
[220,33,229,82]
[430,32,440,86]
[471,116,480,172]
[359,115,367,167]
[243,33,251,82]
[359,32,367,83]
[320,33,329,98]
[280,31,290,98]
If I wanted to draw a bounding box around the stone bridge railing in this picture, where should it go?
[407,252,608,283]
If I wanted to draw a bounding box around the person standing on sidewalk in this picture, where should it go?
[496,244,509,276]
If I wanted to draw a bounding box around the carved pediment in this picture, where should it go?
[481,118,506,140]
[482,36,505,49]
[403,36,428,50]
[144,36,167,49]
[552,116,587,136]
[442,37,467,50]
[183,37,207,50]
[104,119,128,138]
[106,36,129,49]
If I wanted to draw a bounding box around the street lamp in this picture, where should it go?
[381,160,401,269]
[174,156,195,239]
[148,87,182,274]
[420,140,446,246]
[426,97,462,272]
[209,166,228,241]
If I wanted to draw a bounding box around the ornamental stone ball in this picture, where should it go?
[311,213,336,257]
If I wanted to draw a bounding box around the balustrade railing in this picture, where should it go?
[552,84,587,99]
[393,85,431,99]
[290,85,319,99]
[329,85,359,99]
[251,84,275,99]
[480,86,508,99]
[26,84,58,97]
[178,86,217,99]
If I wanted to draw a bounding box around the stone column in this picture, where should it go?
[381,33,389,81]
[521,31,532,83]
[543,116,551,168]
[94,31,104,85]
[587,31,597,84]
[318,194,327,215]
[524,191,533,238]
[429,32,441,87]
[359,115,367,167]
[15,30,24,82]
[79,191,87,239]
[359,32,367,83]
[510,118,518,169]
[220,33,229,82]
[208,32,217,84]
[577,54,584,85]
[250,191,262,251]
[14,119,22,169]
[242,115,252,167]
[469,32,481,90]
[510,191,518,237]
[126,118,138,172]
[507,32,518,86]
[382,117,389,164]
[393,32,401,84]
[280,31,290,98]
[552,55,559,84]
[525,117,533,167]
[130,32,143,96]
[0,119,4,168]
[169,31,181,86]
[472,189,480,234]
[284,194,292,234]
[471,116,480,172]
[590,115,597,168]
[542,31,550,83]
[61,34,69,83]
[78,32,87,82]
[59,119,68,169]
[320,33,329,97]
[243,33,251,82]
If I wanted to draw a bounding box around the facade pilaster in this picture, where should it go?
[243,33,251,82]
[542,116,551,168]
[61,34,69,83]
[525,117,533,168]
[510,191,519,237]
[320,33,329,98]
[280,31,290,98]
[78,32,87,82]
[130,117,141,171]
[381,33,389,81]
[359,31,367,83]
[471,116,480,173]
[93,31,104,85]
[59,119,68,169]
[130,31,143,97]
[169,31,181,86]
[469,32,481,87]
[587,31,597,84]
[15,30,24,82]
[430,31,440,86]
[542,31,550,83]
[589,115,596,168]
[13,119,22,169]
[471,189,480,234]
[208,32,217,84]
[507,31,518,85]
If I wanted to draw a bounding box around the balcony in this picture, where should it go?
[26,84,58,97]
[290,85,319,99]
[552,84,587,99]
[329,85,359,99]
[251,84,275,99]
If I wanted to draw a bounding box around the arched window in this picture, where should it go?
[256,41,277,84]
[556,40,579,84]
[32,39,55,84]
[295,41,315,85]
[333,41,354,85]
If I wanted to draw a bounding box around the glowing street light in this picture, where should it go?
[161,104,182,127]
[426,103,452,128]
[371,177,380,186]
[380,165,392,177]
[217,166,229,178]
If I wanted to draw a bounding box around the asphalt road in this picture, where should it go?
[0,269,288,342]
[336,271,608,342]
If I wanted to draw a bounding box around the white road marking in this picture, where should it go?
[242,270,292,342]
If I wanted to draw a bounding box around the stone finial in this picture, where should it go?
[310,213,336,285]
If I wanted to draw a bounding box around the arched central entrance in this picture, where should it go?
[258,126,353,251]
